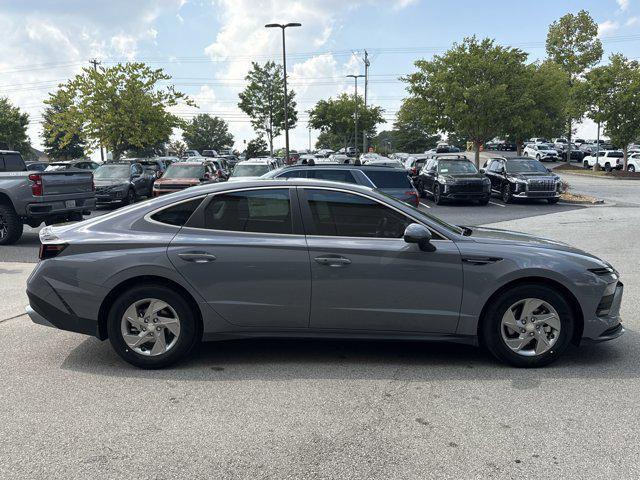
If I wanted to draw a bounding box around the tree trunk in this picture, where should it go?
[623,145,628,171]
[268,131,273,157]
[516,140,523,156]
[566,119,572,163]
[473,141,481,168]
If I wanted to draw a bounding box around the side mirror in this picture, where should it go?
[546,167,552,173]
[403,223,435,252]
[479,168,485,173]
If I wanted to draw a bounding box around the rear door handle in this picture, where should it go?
[314,256,351,267]
[178,252,217,263]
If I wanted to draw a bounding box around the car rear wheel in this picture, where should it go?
[583,160,589,169]
[604,162,612,172]
[481,284,574,367]
[107,284,201,369]
[0,203,23,245]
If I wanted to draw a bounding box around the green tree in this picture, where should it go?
[403,37,529,167]
[246,136,268,159]
[0,97,30,154]
[308,93,385,152]
[315,131,343,150]
[167,139,187,157]
[390,97,441,152]
[42,88,85,160]
[47,62,192,161]
[546,10,603,159]
[238,61,297,156]
[586,54,640,169]
[182,114,234,153]
[502,61,569,154]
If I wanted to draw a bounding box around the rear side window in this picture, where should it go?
[151,198,203,226]
[202,189,292,234]
[364,171,411,189]
[0,153,26,172]
[310,170,356,184]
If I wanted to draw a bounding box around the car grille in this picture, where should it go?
[528,179,556,192]
[95,186,112,194]
[156,183,192,190]
[449,181,484,193]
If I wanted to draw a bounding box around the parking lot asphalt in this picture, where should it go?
[1,176,639,479]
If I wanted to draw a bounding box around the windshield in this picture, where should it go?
[94,164,130,179]
[538,144,554,149]
[365,170,412,188]
[163,164,204,179]
[506,160,548,173]
[438,160,477,174]
[232,164,269,177]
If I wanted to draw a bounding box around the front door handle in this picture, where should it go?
[178,252,217,263]
[314,256,351,267]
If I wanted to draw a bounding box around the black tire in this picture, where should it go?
[547,197,559,204]
[481,284,575,368]
[433,183,444,205]
[107,284,201,369]
[478,197,490,206]
[628,165,636,173]
[0,203,23,245]
[416,180,426,198]
[122,188,136,206]
[604,162,612,172]
[501,184,513,204]
[536,154,541,161]
[583,160,589,169]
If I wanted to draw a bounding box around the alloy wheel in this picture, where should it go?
[629,165,636,172]
[500,298,561,357]
[120,298,181,356]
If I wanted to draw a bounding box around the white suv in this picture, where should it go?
[523,143,559,161]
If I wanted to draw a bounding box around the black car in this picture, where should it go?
[94,162,155,206]
[127,158,169,179]
[415,155,491,205]
[483,157,561,204]
[262,164,420,206]
[497,142,517,151]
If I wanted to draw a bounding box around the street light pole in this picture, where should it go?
[347,74,365,156]
[265,22,301,163]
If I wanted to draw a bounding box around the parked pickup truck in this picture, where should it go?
[582,150,624,171]
[0,150,96,245]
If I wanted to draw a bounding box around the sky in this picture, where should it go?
[1,0,639,157]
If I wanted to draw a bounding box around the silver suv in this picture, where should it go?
[27,179,624,368]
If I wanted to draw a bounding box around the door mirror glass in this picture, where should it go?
[403,223,435,251]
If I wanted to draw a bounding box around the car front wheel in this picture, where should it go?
[481,284,574,367]
[433,183,444,205]
[107,284,201,369]
[502,184,513,204]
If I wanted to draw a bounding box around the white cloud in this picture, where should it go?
[617,0,630,11]
[394,0,418,10]
[598,20,619,37]
[626,16,639,26]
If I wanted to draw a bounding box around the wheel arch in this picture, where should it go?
[97,275,204,340]
[0,191,16,210]
[476,276,584,346]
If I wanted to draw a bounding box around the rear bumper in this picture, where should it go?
[25,197,96,217]
[26,291,101,338]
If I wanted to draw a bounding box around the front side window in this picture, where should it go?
[304,189,411,239]
[202,188,292,234]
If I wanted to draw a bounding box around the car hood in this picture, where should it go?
[441,173,486,181]
[156,178,199,185]
[464,226,603,260]
[506,172,557,180]
[94,179,129,187]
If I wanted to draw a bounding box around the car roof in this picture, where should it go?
[0,150,20,154]
[276,164,405,171]
[170,162,206,166]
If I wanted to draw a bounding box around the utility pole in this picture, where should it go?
[89,58,105,163]
[308,124,312,151]
[595,121,601,171]
[265,22,301,164]
[347,74,365,157]
[363,50,370,154]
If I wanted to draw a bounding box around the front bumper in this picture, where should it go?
[96,194,125,205]
[583,282,625,343]
[442,192,490,200]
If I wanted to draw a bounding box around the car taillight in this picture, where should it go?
[39,243,67,260]
[29,173,43,196]
[406,190,419,206]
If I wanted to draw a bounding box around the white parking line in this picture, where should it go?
[419,201,431,209]
[489,201,505,207]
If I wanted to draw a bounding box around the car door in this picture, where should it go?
[167,187,311,328]
[299,187,463,333]
[421,160,437,194]
[486,159,504,193]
